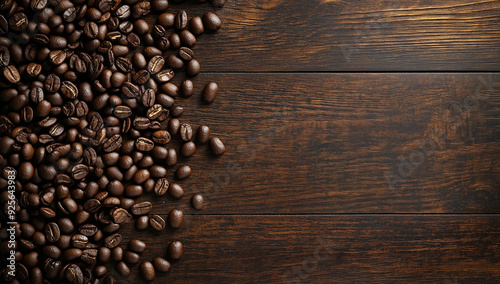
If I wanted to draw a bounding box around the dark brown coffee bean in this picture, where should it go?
[131,201,152,215]
[45,74,61,92]
[147,55,165,74]
[152,257,171,272]
[186,59,200,77]
[135,137,154,151]
[209,137,226,156]
[45,222,60,242]
[149,214,165,231]
[158,13,174,28]
[49,50,66,65]
[81,249,98,265]
[71,164,89,180]
[103,134,123,152]
[174,10,187,30]
[113,105,132,119]
[9,12,28,32]
[71,234,89,249]
[26,63,42,77]
[133,117,150,130]
[168,208,183,229]
[156,68,174,83]
[133,69,150,85]
[181,141,196,157]
[203,12,222,32]
[180,79,194,97]
[167,183,183,199]
[116,261,130,277]
[189,16,204,36]
[140,261,155,281]
[175,165,191,179]
[63,248,83,261]
[166,54,184,70]
[179,47,194,61]
[79,224,98,236]
[146,104,163,120]
[84,22,99,38]
[48,36,68,49]
[128,239,146,253]
[3,65,20,84]
[180,124,193,142]
[122,82,141,98]
[150,130,170,145]
[75,101,89,117]
[167,240,183,260]
[196,125,210,144]
[188,194,204,212]
[111,208,132,224]
[154,178,169,196]
[203,81,218,103]
[135,215,149,230]
[104,233,122,248]
[180,30,196,47]
[65,264,83,284]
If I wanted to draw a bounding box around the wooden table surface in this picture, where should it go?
[128,0,500,283]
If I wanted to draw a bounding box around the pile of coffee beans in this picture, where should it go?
[0,0,226,282]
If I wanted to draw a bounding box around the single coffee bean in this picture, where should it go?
[166,54,184,70]
[136,137,154,151]
[115,261,130,277]
[168,208,183,229]
[131,201,152,215]
[113,105,132,119]
[156,68,174,83]
[140,261,156,281]
[81,249,98,265]
[180,124,193,141]
[45,222,61,242]
[154,178,169,196]
[146,104,164,120]
[104,233,122,248]
[167,240,183,260]
[181,141,196,157]
[135,215,149,230]
[111,247,124,262]
[124,251,141,264]
[209,137,226,156]
[196,125,210,144]
[149,214,166,231]
[175,165,191,179]
[103,134,123,152]
[168,183,184,199]
[152,257,171,272]
[186,59,200,77]
[189,16,204,36]
[65,264,83,284]
[128,239,146,253]
[152,130,171,144]
[180,30,197,47]
[79,224,98,236]
[147,55,165,74]
[63,248,83,261]
[71,234,89,249]
[122,82,141,98]
[142,88,156,107]
[203,12,222,32]
[203,81,218,103]
[192,194,204,210]
[3,65,20,84]
[111,208,132,224]
[174,10,188,30]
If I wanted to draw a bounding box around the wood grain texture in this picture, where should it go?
[147,73,500,214]
[118,215,500,283]
[166,0,500,71]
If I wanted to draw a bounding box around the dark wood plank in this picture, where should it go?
[119,215,500,283]
[165,0,500,71]
[149,73,500,214]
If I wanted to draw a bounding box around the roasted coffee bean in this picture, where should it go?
[167,240,183,260]
[45,222,61,242]
[103,134,123,152]
[116,261,130,277]
[128,239,146,253]
[131,201,152,215]
[178,47,194,61]
[122,82,141,98]
[189,16,204,36]
[133,69,150,85]
[79,224,98,237]
[104,233,122,249]
[180,124,193,141]
[71,234,89,249]
[140,261,155,281]
[203,81,218,103]
[151,130,170,145]
[149,214,165,231]
[186,59,200,77]
[152,257,171,273]
[113,105,132,119]
[168,208,183,229]
[3,65,20,84]
[146,104,163,120]
[180,79,194,97]
[135,137,154,151]
[209,137,226,156]
[111,208,132,224]
[156,68,174,83]
[166,54,184,70]
[192,194,205,210]
[175,10,187,30]
[175,165,191,179]
[196,125,210,144]
[82,249,98,265]
[153,178,169,196]
[181,141,196,157]
[147,55,165,74]
[203,12,222,31]
[171,105,183,117]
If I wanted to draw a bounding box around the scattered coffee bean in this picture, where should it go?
[192,194,205,210]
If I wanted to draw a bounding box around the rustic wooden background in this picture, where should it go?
[125,0,500,282]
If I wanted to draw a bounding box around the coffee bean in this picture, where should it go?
[149,214,166,231]
[146,104,164,120]
[180,30,197,47]
[192,194,204,210]
[140,261,156,281]
[9,12,28,32]
[116,261,130,277]
[122,82,141,98]
[136,137,154,151]
[131,201,152,215]
[166,54,184,70]
[156,68,175,83]
[128,239,146,253]
[113,105,132,119]
[71,164,89,180]
[203,12,222,32]
[103,134,123,152]
[203,81,218,103]
[111,208,132,224]
[180,124,193,141]
[168,208,183,229]
[65,264,84,284]
[3,65,20,84]
[147,55,165,74]
[124,251,141,264]
[179,47,194,61]
[209,137,226,156]
[135,216,149,230]
[153,178,169,196]
[71,234,89,249]
[181,141,196,157]
[175,165,191,179]
[79,224,98,236]
[175,10,188,30]
[104,233,122,248]
[152,257,171,272]
[112,247,124,262]
[186,59,200,77]
[45,222,61,242]
[167,240,183,260]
